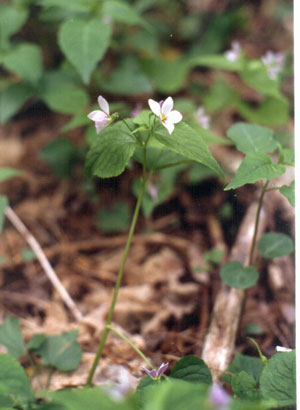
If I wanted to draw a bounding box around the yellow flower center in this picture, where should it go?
[161,114,167,122]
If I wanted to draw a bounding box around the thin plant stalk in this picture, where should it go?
[249,180,269,266]
[86,156,151,386]
[107,325,154,369]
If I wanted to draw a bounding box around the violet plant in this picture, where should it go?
[85,94,224,385]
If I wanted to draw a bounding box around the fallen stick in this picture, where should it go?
[201,200,268,381]
[4,206,82,322]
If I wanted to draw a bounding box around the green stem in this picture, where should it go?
[86,170,151,386]
[249,180,269,266]
[107,325,154,369]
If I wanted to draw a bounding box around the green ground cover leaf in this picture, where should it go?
[2,43,42,85]
[47,388,132,410]
[32,330,82,371]
[258,232,294,259]
[58,18,111,85]
[40,138,78,179]
[39,71,89,114]
[0,5,28,49]
[85,122,137,179]
[170,355,212,384]
[220,261,259,289]
[141,379,209,410]
[0,168,22,183]
[191,54,244,71]
[0,354,34,406]
[0,196,8,233]
[0,317,24,359]
[103,0,148,27]
[223,353,264,384]
[278,148,294,166]
[260,351,296,406]
[0,83,33,124]
[97,202,130,233]
[231,371,262,401]
[236,97,289,126]
[279,180,294,207]
[224,153,285,190]
[226,123,277,154]
[154,122,224,179]
[38,0,94,12]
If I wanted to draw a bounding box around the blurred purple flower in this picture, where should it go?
[88,95,112,134]
[142,362,168,380]
[195,106,210,129]
[148,183,158,201]
[261,51,285,80]
[224,41,242,62]
[131,102,143,118]
[210,383,231,409]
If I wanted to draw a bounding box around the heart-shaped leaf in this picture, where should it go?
[58,18,111,84]
[220,261,259,289]
[170,355,212,384]
[224,153,285,190]
[279,180,294,207]
[0,317,25,359]
[258,232,294,259]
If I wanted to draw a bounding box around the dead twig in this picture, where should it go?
[201,201,268,381]
[4,206,82,322]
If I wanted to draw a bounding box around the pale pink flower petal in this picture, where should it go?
[95,120,110,133]
[148,99,161,117]
[88,110,107,122]
[161,97,174,116]
[98,95,110,115]
[167,110,182,124]
[157,362,169,377]
[163,120,174,135]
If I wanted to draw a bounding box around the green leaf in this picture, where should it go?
[20,248,36,262]
[38,0,93,12]
[241,60,284,99]
[226,123,277,154]
[191,54,245,71]
[154,122,224,179]
[279,180,295,207]
[224,153,286,190]
[40,138,77,179]
[237,97,289,127]
[47,387,129,410]
[0,83,32,124]
[0,196,8,233]
[136,375,156,395]
[97,202,130,233]
[58,18,111,85]
[141,378,209,410]
[85,122,136,179]
[0,354,34,405]
[101,59,153,95]
[220,261,259,289]
[0,5,28,49]
[278,148,295,166]
[142,58,190,93]
[260,350,296,406]
[61,113,90,132]
[0,168,22,183]
[27,333,47,351]
[231,371,261,401]
[223,353,264,384]
[203,248,224,264]
[170,355,212,385]
[258,232,294,259]
[0,394,14,408]
[39,71,89,114]
[32,330,82,371]
[0,317,25,359]
[2,43,42,85]
[102,0,147,27]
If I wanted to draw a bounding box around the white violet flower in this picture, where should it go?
[224,41,242,62]
[261,51,285,80]
[148,97,182,135]
[88,95,112,134]
[195,106,210,129]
